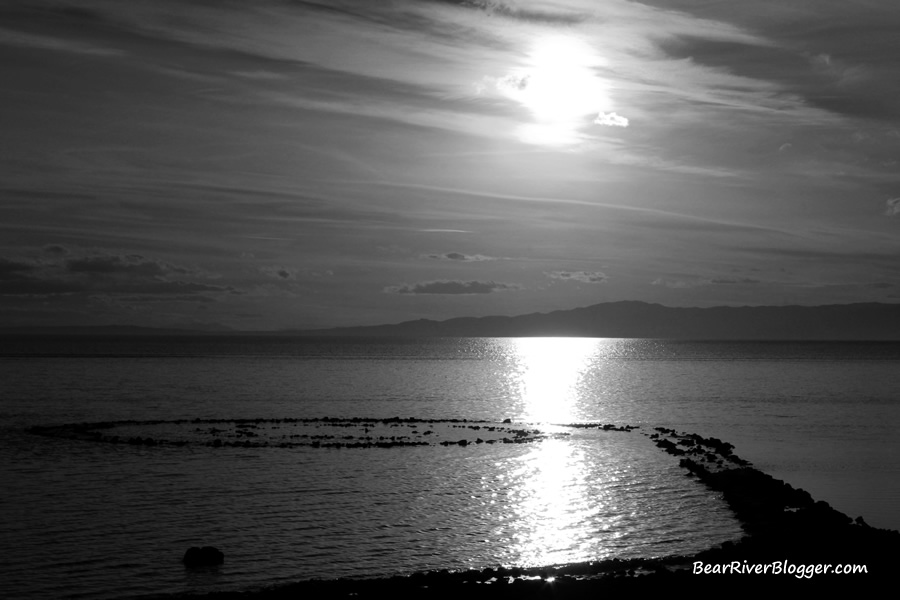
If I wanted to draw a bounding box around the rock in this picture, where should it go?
[183,546,224,567]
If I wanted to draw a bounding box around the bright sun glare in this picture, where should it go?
[498,36,612,145]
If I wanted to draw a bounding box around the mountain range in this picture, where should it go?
[4,302,900,339]
[297,301,900,340]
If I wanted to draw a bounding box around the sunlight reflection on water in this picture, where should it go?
[507,437,599,566]
[508,337,598,423]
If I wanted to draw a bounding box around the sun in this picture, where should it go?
[498,35,611,145]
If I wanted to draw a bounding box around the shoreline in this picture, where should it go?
[134,425,899,597]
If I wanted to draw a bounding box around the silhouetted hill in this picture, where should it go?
[297,301,900,340]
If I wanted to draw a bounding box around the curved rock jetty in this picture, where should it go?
[649,428,898,564]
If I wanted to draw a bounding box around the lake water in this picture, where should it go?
[1,337,898,599]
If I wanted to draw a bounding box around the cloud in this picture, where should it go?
[497,73,530,94]
[385,280,520,294]
[103,294,218,304]
[886,198,900,217]
[424,252,494,261]
[0,258,85,294]
[547,270,608,284]
[652,276,760,288]
[63,254,199,277]
[66,255,169,277]
[429,0,586,25]
[108,280,236,295]
[649,6,900,122]
[651,278,701,289]
[0,251,233,298]
[805,281,895,291]
[260,265,298,280]
[0,257,38,278]
[594,112,629,127]
[43,244,70,256]
[0,279,86,296]
[709,277,761,285]
[0,26,124,57]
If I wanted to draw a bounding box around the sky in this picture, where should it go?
[2,0,899,330]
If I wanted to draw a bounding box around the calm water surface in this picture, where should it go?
[1,337,898,599]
